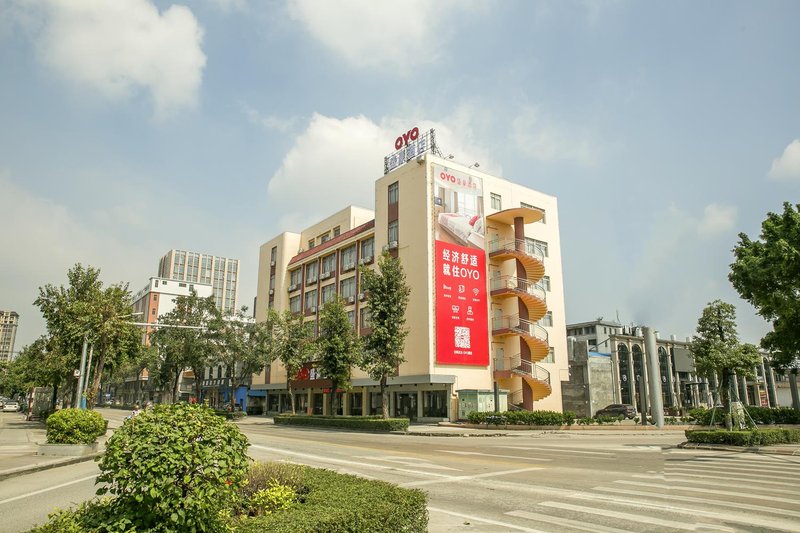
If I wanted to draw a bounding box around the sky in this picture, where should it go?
[2,0,799,354]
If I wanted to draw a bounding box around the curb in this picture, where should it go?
[678,442,800,456]
[402,431,508,437]
[0,453,101,482]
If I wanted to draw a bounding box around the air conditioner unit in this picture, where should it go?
[388,241,398,249]
[308,276,317,283]
[288,283,299,292]
[344,262,355,271]
[358,258,366,265]
[269,289,274,295]
[309,306,317,313]
[347,296,355,304]
[319,272,331,280]
[270,261,276,267]
[358,292,366,301]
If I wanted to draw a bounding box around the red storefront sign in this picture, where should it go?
[435,240,489,365]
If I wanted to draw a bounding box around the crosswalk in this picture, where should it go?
[492,451,800,532]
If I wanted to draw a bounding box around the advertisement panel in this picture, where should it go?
[433,164,489,366]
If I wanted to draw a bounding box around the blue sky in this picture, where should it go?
[2,0,799,352]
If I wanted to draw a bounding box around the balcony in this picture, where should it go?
[490,276,547,322]
[491,314,550,361]
[494,355,552,401]
[486,206,545,226]
[488,238,545,283]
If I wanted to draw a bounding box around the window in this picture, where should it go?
[319,232,330,244]
[308,239,315,249]
[360,308,371,329]
[540,311,553,327]
[269,273,275,290]
[290,269,302,286]
[491,193,502,210]
[521,202,546,223]
[305,262,318,284]
[388,220,399,244]
[347,310,356,328]
[340,277,356,299]
[289,295,301,314]
[322,254,336,275]
[360,237,374,262]
[543,348,555,363]
[321,283,336,305]
[333,226,341,237]
[270,246,277,263]
[423,390,448,418]
[217,365,223,379]
[341,245,356,271]
[540,275,551,291]
[388,181,399,204]
[304,290,317,312]
[525,237,548,257]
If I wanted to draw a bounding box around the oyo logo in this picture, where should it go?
[394,127,420,150]
[440,171,457,182]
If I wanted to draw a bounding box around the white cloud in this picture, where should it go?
[768,139,800,181]
[697,203,737,237]
[243,104,300,133]
[510,106,598,164]
[26,0,206,117]
[287,0,469,69]
[266,113,494,229]
[205,0,247,12]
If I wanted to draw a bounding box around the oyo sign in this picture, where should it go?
[394,127,420,150]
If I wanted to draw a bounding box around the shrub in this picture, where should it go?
[96,402,250,532]
[239,462,306,508]
[596,415,620,425]
[45,408,106,444]
[273,415,409,432]
[686,428,800,446]
[466,410,573,426]
[234,466,428,533]
[577,417,595,425]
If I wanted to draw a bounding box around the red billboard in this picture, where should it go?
[433,164,488,366]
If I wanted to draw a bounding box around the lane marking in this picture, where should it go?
[401,467,543,488]
[663,469,800,487]
[506,509,631,532]
[660,473,800,493]
[0,474,97,506]
[595,486,800,520]
[440,450,552,462]
[352,455,460,471]
[497,445,616,456]
[538,501,700,531]
[428,506,549,533]
[614,480,800,505]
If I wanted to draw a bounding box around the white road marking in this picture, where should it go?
[440,450,552,462]
[401,467,543,488]
[614,480,800,505]
[538,501,702,531]
[352,455,460,471]
[595,486,800,520]
[497,445,616,456]
[506,509,632,532]
[663,469,800,487]
[428,506,549,533]
[0,474,97,506]
[683,460,800,474]
[658,474,800,495]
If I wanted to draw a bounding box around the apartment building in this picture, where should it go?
[0,310,19,362]
[251,149,568,421]
[158,250,240,313]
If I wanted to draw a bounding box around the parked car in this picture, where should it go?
[595,404,637,419]
[2,401,21,412]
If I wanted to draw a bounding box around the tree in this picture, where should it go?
[270,309,316,415]
[690,300,762,429]
[359,251,411,419]
[730,202,800,408]
[317,297,360,416]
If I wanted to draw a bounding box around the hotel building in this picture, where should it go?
[158,250,240,313]
[251,149,568,421]
[0,310,19,362]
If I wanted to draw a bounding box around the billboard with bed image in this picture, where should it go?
[433,164,489,366]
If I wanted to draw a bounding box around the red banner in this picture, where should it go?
[435,240,489,365]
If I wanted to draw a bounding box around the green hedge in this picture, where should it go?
[467,410,575,426]
[273,415,409,432]
[690,406,800,426]
[234,466,427,533]
[45,408,107,444]
[685,428,800,446]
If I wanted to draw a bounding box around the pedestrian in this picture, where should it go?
[126,403,141,420]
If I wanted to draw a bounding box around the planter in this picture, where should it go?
[37,442,99,456]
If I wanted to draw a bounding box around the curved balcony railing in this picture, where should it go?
[490,276,547,302]
[492,314,549,343]
[488,238,545,263]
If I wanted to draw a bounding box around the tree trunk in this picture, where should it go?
[89,351,106,409]
[721,368,732,430]
[172,371,180,404]
[789,370,800,411]
[51,384,58,411]
[193,366,202,404]
[380,375,389,419]
[329,380,337,417]
[288,380,296,415]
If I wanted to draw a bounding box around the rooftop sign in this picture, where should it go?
[384,127,436,174]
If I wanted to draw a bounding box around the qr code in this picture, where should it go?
[454,326,471,349]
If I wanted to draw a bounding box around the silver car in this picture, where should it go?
[2,401,20,412]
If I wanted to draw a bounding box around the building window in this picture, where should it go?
[491,193,502,210]
[388,182,399,204]
[270,246,277,263]
[521,202,546,223]
[319,232,330,244]
[540,311,553,327]
[217,365,223,379]
[360,308,371,329]
[269,274,275,290]
[423,390,448,418]
[321,283,336,305]
[543,348,555,364]
[333,226,341,237]
[290,269,302,286]
[346,310,356,328]
[388,220,399,244]
[341,245,356,271]
[322,254,336,275]
[304,290,317,312]
[308,239,315,249]
[360,237,374,262]
[340,277,356,299]
[525,237,549,258]
[305,262,318,284]
[540,275,551,291]
[289,295,301,314]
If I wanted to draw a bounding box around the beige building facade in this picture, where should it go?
[251,152,568,420]
[0,310,19,362]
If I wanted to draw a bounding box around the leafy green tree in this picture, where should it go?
[270,309,316,415]
[317,297,360,416]
[730,202,800,408]
[359,251,411,419]
[690,300,762,428]
[150,290,220,403]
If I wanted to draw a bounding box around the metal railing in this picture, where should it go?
[495,355,551,385]
[489,276,547,303]
[487,238,545,263]
[491,314,550,344]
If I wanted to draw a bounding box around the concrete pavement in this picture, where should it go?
[1,410,798,482]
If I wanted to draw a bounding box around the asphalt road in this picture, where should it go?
[3,411,800,532]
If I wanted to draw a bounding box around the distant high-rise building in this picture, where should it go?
[158,250,240,313]
[0,310,19,362]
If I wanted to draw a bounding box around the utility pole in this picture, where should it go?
[644,327,664,428]
[81,344,94,409]
[74,334,88,409]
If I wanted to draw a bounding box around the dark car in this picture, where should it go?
[595,404,637,419]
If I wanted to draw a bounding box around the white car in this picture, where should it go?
[2,401,20,412]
